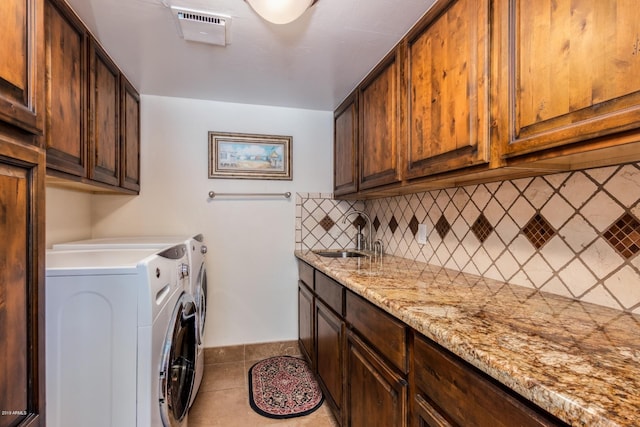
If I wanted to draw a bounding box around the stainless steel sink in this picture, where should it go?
[313,250,367,258]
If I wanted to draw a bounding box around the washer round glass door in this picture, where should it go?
[159,293,197,426]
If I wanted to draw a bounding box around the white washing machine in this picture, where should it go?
[52,235,208,406]
[46,245,197,427]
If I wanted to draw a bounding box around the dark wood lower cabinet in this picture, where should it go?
[413,393,453,427]
[315,299,344,423]
[298,281,314,367]
[411,334,566,427]
[298,260,568,427]
[346,331,408,427]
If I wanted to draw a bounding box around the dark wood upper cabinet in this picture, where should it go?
[44,0,87,177]
[120,76,140,192]
[358,47,403,190]
[334,93,358,196]
[498,0,640,159]
[0,0,45,135]
[88,40,120,187]
[334,0,640,198]
[404,0,491,179]
[44,0,140,194]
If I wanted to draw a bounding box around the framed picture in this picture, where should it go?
[208,131,292,180]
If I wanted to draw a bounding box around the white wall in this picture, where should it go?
[46,186,93,247]
[90,95,333,347]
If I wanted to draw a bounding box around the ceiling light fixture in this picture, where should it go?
[245,0,319,25]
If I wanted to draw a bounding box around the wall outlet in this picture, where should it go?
[417,224,427,245]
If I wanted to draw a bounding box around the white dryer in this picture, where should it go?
[52,236,192,252]
[46,245,197,427]
[52,234,208,406]
[186,234,207,406]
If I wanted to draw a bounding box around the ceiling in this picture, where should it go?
[64,0,435,111]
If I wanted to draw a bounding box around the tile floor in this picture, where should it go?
[188,341,339,427]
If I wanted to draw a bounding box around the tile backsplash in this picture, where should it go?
[295,193,364,251]
[297,163,640,314]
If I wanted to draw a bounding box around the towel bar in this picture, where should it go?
[208,191,291,199]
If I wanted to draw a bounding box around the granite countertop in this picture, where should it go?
[295,250,640,427]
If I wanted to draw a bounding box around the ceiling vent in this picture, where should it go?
[170,6,231,46]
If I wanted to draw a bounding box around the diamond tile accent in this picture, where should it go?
[409,215,419,236]
[471,214,493,243]
[389,216,399,234]
[522,214,556,249]
[319,215,335,232]
[373,216,381,231]
[435,215,451,239]
[603,213,640,259]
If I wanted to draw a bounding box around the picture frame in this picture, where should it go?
[208,131,292,180]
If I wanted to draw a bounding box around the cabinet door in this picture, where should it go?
[316,299,344,423]
[298,281,314,368]
[359,48,402,190]
[334,92,358,196]
[120,77,140,192]
[0,129,45,427]
[346,331,408,427]
[88,39,120,186]
[499,0,640,158]
[0,0,44,135]
[44,0,87,176]
[404,0,491,179]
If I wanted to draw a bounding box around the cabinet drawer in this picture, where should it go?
[413,334,564,427]
[346,291,407,373]
[297,260,314,289]
[315,271,343,315]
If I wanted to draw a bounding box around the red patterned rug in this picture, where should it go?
[248,356,324,419]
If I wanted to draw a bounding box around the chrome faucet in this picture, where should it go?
[373,239,384,258]
[343,210,372,251]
